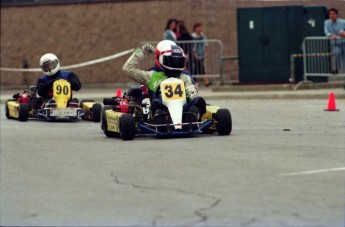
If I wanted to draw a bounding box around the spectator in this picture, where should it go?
[192,23,212,87]
[177,21,194,73]
[163,19,178,41]
[324,8,345,74]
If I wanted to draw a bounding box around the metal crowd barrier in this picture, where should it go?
[296,36,345,89]
[138,39,226,84]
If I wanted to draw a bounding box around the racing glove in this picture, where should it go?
[141,43,155,55]
[185,83,198,101]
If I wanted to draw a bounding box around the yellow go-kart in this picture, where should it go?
[101,78,232,140]
[5,79,102,122]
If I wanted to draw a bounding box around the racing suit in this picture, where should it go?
[36,70,81,99]
[122,46,206,116]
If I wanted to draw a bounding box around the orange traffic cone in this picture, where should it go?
[116,88,122,98]
[324,92,339,111]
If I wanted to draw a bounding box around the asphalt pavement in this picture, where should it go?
[1,99,344,226]
[1,80,345,226]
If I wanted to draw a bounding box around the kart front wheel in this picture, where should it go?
[92,103,102,122]
[215,109,232,135]
[120,114,136,140]
[101,105,117,137]
[18,103,29,122]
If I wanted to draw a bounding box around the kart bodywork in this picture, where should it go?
[101,78,232,140]
[5,79,102,122]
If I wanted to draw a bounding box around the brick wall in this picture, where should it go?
[1,0,344,85]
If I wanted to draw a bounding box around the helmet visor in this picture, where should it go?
[162,55,185,70]
[41,60,58,73]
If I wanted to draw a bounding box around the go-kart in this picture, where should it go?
[5,79,102,122]
[101,77,232,140]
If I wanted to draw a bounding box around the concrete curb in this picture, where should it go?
[203,93,345,100]
[1,83,345,103]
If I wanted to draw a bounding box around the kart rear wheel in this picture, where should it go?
[101,105,117,137]
[18,103,29,122]
[120,114,136,140]
[103,98,118,106]
[92,103,102,122]
[215,109,232,135]
[5,99,16,119]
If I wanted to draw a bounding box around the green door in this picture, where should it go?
[262,7,289,82]
[237,6,326,83]
[237,8,265,82]
[303,6,327,36]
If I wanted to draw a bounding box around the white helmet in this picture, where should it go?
[155,40,177,54]
[39,53,60,76]
[155,40,185,77]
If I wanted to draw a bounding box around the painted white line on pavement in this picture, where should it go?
[279,167,345,176]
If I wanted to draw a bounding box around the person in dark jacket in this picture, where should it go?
[36,53,81,100]
[177,21,194,76]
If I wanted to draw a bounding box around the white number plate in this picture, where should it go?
[50,108,77,117]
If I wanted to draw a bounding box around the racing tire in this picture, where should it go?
[103,98,118,106]
[5,99,16,119]
[215,109,232,136]
[101,105,117,137]
[119,114,136,140]
[183,106,199,131]
[92,103,102,122]
[18,103,29,122]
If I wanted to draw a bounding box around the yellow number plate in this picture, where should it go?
[53,79,71,99]
[161,82,186,101]
[53,79,71,108]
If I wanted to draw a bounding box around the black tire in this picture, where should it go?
[183,106,199,131]
[119,114,136,140]
[101,105,118,137]
[18,103,29,122]
[92,103,102,122]
[215,109,232,136]
[5,99,16,119]
[103,98,117,106]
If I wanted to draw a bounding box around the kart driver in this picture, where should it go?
[36,53,81,100]
[122,40,206,122]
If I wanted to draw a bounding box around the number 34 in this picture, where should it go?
[164,84,183,98]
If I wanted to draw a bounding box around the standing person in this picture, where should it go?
[163,19,178,41]
[192,23,212,87]
[177,21,194,74]
[324,8,345,74]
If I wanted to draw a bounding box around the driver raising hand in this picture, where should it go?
[122,40,206,122]
[36,53,81,99]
